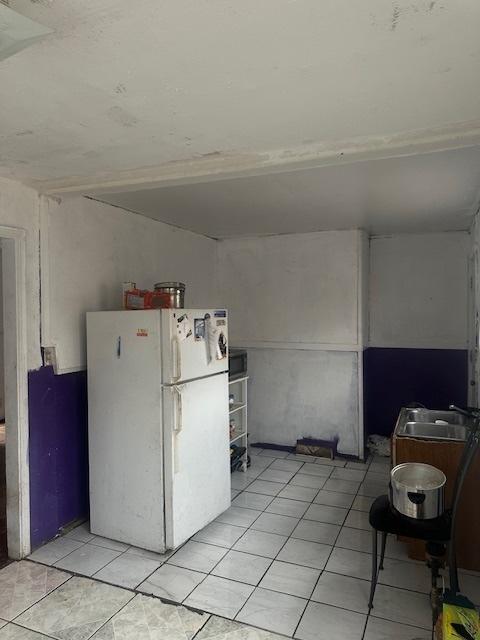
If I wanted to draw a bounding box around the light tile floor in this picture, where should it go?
[3,450,478,640]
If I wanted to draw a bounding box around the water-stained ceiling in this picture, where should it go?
[1,0,480,235]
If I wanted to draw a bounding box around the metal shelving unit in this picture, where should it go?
[229,375,248,472]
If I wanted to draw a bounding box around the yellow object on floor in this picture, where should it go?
[442,595,480,640]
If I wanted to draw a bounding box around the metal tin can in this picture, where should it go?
[122,282,137,309]
[154,282,185,308]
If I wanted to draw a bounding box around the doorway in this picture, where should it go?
[0,229,30,561]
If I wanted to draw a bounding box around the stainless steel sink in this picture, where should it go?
[403,421,467,441]
[405,409,470,426]
[395,407,471,441]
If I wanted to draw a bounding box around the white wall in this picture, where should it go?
[218,230,366,456]
[0,177,41,371]
[248,349,359,454]
[41,196,218,373]
[369,232,469,349]
[218,231,362,348]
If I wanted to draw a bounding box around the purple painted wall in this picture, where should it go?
[25,350,467,546]
[363,347,469,439]
[28,366,89,548]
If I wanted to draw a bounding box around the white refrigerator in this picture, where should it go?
[86,308,231,553]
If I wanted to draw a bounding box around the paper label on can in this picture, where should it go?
[127,294,144,309]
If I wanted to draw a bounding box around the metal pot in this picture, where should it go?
[390,463,446,519]
[154,282,185,308]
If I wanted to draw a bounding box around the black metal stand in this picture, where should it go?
[368,405,480,620]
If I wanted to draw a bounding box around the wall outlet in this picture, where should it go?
[42,346,58,374]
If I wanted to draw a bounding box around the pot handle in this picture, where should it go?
[407,492,426,504]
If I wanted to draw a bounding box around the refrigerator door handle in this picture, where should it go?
[173,385,183,434]
[172,337,182,382]
[173,384,183,473]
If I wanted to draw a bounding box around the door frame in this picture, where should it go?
[468,247,479,407]
[1,226,30,558]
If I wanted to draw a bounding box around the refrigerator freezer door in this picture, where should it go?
[163,372,231,548]
[87,310,166,552]
[161,309,228,384]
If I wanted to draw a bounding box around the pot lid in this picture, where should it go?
[154,282,186,290]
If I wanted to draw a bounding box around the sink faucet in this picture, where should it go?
[449,405,480,429]
[449,404,476,416]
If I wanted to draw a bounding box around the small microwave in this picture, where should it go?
[228,348,247,380]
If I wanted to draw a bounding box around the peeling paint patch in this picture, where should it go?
[389,1,443,32]
[391,4,401,31]
[106,106,137,128]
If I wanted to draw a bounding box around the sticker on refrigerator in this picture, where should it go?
[194,318,205,341]
[205,313,227,362]
[136,328,148,337]
[176,314,192,341]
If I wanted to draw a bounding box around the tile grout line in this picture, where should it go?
[128,455,367,633]
[231,518,309,632]
[73,586,137,640]
[182,475,295,611]
[160,460,279,607]
[289,453,421,638]
[33,537,91,567]
[8,569,74,627]
[88,538,183,587]
[48,459,431,634]
[33,552,402,640]
[54,540,125,577]
[25,556,212,636]
[358,456,432,639]
[23,454,438,639]
[176,452,428,633]
[359,456,389,640]
[182,456,322,630]
[5,618,60,639]
[25,532,432,638]
[231,459,349,636]
[291,461,366,639]
[92,503,430,609]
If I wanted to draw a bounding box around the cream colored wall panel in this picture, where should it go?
[44,196,217,372]
[218,230,359,347]
[370,232,469,349]
[247,348,359,456]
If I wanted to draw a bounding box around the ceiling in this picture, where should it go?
[95,146,480,238]
[1,0,480,236]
